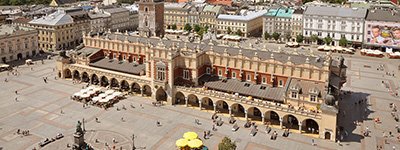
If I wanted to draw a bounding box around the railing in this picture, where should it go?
[65,64,152,85]
[176,86,321,119]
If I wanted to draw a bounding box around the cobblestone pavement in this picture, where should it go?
[0,54,399,150]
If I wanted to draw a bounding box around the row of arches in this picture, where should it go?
[64,69,153,96]
[175,92,320,135]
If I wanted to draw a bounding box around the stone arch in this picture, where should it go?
[302,118,319,134]
[282,114,299,130]
[91,74,99,85]
[324,131,331,140]
[264,110,280,125]
[155,87,167,102]
[73,70,80,80]
[215,100,229,114]
[17,53,23,60]
[81,72,89,83]
[175,91,185,105]
[131,83,141,94]
[100,76,109,87]
[248,107,262,121]
[64,69,72,79]
[187,94,199,107]
[201,97,214,110]
[142,85,152,97]
[120,80,130,91]
[110,78,119,88]
[231,103,246,118]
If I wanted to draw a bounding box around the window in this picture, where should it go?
[247,74,251,81]
[291,91,298,99]
[232,72,236,78]
[157,67,166,81]
[262,77,266,84]
[206,67,211,74]
[278,80,283,87]
[183,70,190,80]
[218,69,222,76]
[310,95,316,102]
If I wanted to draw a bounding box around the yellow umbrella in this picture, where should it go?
[183,132,198,140]
[188,139,203,148]
[176,138,188,147]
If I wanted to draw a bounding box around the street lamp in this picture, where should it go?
[132,133,136,150]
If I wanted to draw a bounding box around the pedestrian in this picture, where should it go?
[203,131,206,139]
[15,90,18,95]
[312,139,315,146]
[112,138,116,143]
[15,97,18,102]
[4,78,7,82]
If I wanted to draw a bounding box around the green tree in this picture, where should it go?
[264,32,271,40]
[272,32,281,41]
[194,24,201,32]
[218,137,237,150]
[227,27,232,34]
[204,25,209,33]
[171,24,177,30]
[310,34,319,43]
[184,23,192,32]
[324,36,333,45]
[339,37,348,47]
[235,29,243,36]
[296,35,304,43]
[284,32,291,41]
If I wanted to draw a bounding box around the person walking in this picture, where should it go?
[312,139,316,146]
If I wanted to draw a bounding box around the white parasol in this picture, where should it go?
[323,45,331,51]
[87,90,95,95]
[335,46,343,51]
[112,92,122,96]
[92,97,101,102]
[93,87,103,92]
[99,98,109,103]
[99,93,107,98]
[105,95,115,100]
[105,90,114,95]
[80,89,88,93]
[73,92,81,97]
[81,94,90,98]
[317,45,325,50]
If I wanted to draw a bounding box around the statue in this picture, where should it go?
[76,121,83,134]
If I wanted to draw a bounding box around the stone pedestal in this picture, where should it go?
[73,132,84,149]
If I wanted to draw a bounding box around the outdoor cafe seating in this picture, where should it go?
[71,86,124,109]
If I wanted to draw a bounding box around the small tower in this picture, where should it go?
[138,0,164,37]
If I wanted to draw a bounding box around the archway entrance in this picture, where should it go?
[17,53,22,60]
[156,88,167,102]
[248,107,262,121]
[215,100,229,114]
[64,69,72,79]
[120,80,130,91]
[283,114,299,130]
[324,132,331,140]
[231,103,245,118]
[187,94,199,107]
[82,72,89,83]
[100,76,109,87]
[73,70,80,81]
[131,83,141,94]
[142,85,152,97]
[110,78,119,88]
[175,92,185,105]
[201,97,213,110]
[303,119,319,134]
[265,111,280,125]
[91,74,99,85]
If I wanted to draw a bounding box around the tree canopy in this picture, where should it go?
[218,137,236,150]
[193,24,201,33]
[296,35,304,43]
[339,37,348,47]
[184,23,192,32]
[324,36,333,45]
[235,29,243,36]
[272,32,281,41]
[264,32,271,40]
[310,34,319,43]
[171,24,177,30]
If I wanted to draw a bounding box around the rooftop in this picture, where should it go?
[276,8,294,18]
[103,7,129,14]
[29,10,74,26]
[100,33,327,67]
[89,58,145,75]
[0,24,35,36]
[217,10,268,21]
[202,5,222,14]
[366,9,400,22]
[304,6,367,18]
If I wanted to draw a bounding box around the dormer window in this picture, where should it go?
[291,91,298,99]
[310,95,317,102]
[206,67,211,74]
[278,80,284,87]
[232,72,236,79]
[247,74,251,81]
[218,69,222,76]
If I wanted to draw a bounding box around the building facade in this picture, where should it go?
[199,5,223,31]
[291,9,303,41]
[303,6,367,46]
[364,8,400,51]
[263,7,294,41]
[216,10,267,37]
[0,25,38,63]
[138,0,164,37]
[103,7,132,32]
[29,9,88,51]
[164,3,192,30]
[57,31,346,141]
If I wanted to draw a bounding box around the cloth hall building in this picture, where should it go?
[56,31,347,141]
